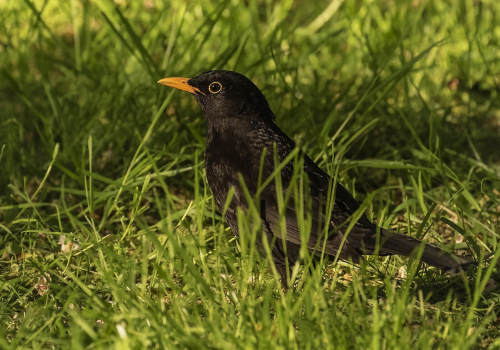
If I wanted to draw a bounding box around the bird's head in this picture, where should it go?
[158,70,275,122]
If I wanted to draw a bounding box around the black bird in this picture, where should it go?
[158,70,469,286]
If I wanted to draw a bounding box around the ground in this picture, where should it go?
[1,0,500,349]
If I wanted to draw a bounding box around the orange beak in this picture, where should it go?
[157,77,205,95]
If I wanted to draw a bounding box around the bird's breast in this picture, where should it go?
[205,128,267,211]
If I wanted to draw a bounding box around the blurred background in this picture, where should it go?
[1,0,500,348]
[1,0,499,189]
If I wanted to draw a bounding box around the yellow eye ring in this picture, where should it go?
[209,82,222,94]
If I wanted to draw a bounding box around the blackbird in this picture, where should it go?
[158,70,470,286]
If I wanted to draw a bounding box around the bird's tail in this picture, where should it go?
[378,230,472,273]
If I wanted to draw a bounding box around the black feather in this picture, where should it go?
[161,70,473,287]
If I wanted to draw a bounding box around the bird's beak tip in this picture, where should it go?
[157,77,205,95]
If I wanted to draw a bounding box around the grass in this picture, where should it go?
[1,0,500,348]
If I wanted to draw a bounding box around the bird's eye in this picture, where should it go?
[209,82,222,94]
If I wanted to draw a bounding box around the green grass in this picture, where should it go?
[1,0,500,348]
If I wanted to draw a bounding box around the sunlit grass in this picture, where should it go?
[1,0,500,348]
